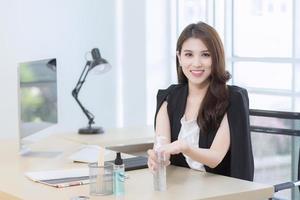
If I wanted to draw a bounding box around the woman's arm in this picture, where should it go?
[147,101,171,171]
[155,101,171,143]
[162,114,230,169]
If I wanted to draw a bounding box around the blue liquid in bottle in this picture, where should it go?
[113,152,125,196]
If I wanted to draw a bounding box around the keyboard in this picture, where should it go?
[106,156,148,171]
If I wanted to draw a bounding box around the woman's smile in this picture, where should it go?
[190,69,205,77]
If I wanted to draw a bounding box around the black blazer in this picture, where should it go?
[154,84,254,181]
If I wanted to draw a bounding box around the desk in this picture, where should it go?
[57,126,155,147]
[57,126,155,155]
[0,128,274,200]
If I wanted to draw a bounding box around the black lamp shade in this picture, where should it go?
[90,48,107,67]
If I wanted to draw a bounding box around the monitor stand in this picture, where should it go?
[19,141,62,158]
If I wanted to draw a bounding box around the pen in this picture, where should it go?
[56,180,89,188]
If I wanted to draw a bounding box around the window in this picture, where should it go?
[234,62,292,91]
[177,0,207,31]
[233,0,293,58]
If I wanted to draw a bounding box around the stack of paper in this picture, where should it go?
[68,145,108,163]
[25,168,89,188]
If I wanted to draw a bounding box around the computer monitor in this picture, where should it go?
[18,58,58,155]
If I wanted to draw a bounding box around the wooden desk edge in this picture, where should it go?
[0,191,22,200]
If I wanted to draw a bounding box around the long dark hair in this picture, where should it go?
[176,22,231,134]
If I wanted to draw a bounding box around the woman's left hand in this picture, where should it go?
[161,140,189,156]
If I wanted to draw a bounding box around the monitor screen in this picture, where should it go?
[18,58,58,152]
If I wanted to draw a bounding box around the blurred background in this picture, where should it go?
[0,0,299,199]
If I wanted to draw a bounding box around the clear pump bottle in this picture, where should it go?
[153,135,167,191]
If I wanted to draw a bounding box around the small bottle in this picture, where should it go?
[153,135,167,191]
[113,152,125,196]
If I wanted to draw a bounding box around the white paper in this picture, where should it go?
[25,168,89,181]
[68,145,108,163]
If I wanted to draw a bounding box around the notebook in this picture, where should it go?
[69,149,148,171]
[68,145,148,171]
[25,168,89,188]
[106,156,148,171]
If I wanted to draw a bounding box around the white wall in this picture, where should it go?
[0,1,18,138]
[0,0,120,138]
[0,0,150,139]
[121,0,147,126]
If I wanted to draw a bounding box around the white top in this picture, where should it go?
[178,115,206,171]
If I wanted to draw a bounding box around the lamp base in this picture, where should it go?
[78,126,104,134]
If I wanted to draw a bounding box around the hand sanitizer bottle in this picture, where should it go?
[153,135,167,191]
[113,152,125,196]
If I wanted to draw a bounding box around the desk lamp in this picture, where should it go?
[72,48,111,134]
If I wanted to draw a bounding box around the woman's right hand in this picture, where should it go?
[147,149,158,173]
[147,149,170,173]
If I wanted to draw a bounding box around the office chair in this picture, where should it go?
[249,109,300,200]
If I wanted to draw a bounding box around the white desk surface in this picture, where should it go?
[56,126,155,147]
[0,127,274,200]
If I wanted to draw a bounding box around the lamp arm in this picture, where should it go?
[71,61,95,126]
[72,62,90,95]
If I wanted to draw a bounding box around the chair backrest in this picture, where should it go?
[249,109,300,199]
[250,109,300,137]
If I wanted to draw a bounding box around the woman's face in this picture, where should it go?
[177,37,212,87]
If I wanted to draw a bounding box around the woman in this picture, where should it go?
[147,22,254,181]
